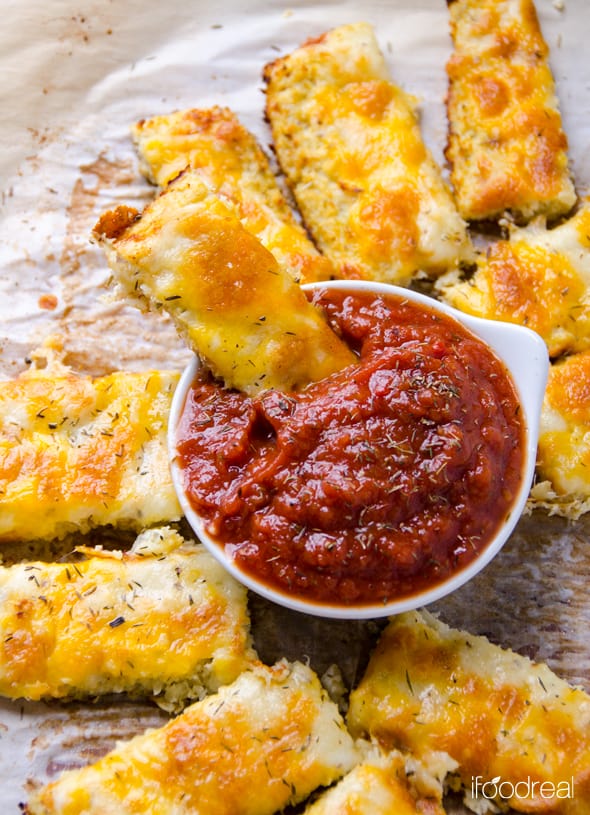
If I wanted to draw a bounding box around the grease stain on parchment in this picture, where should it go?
[24,699,170,787]
[57,152,189,376]
[60,152,135,288]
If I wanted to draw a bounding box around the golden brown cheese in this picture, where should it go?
[348,610,590,814]
[25,660,359,815]
[437,204,590,358]
[0,527,255,710]
[302,748,450,815]
[94,169,355,396]
[446,0,576,222]
[263,22,472,286]
[0,363,180,542]
[132,106,335,284]
[536,350,590,509]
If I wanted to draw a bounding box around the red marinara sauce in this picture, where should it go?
[175,289,525,607]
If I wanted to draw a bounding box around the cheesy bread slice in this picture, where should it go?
[24,660,359,815]
[132,106,335,284]
[348,610,590,813]
[263,22,472,286]
[437,204,590,358]
[446,0,576,223]
[94,169,355,396]
[302,748,451,815]
[0,527,255,710]
[0,361,180,542]
[535,350,590,514]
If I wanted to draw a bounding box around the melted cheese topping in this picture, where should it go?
[537,350,590,499]
[438,205,590,358]
[0,527,255,709]
[132,107,335,284]
[263,22,472,285]
[0,366,180,542]
[94,170,355,396]
[446,0,576,222]
[25,660,359,815]
[348,610,590,812]
[302,749,447,815]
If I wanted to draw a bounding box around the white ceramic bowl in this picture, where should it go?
[168,280,549,619]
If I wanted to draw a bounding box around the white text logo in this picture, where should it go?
[472,775,574,802]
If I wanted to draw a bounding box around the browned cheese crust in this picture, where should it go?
[437,203,590,358]
[348,610,590,814]
[264,22,473,285]
[24,661,359,815]
[0,527,255,710]
[535,350,590,514]
[301,748,450,815]
[132,106,336,283]
[93,169,355,396]
[0,362,180,542]
[445,0,576,223]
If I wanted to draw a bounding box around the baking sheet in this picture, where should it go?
[1,0,589,810]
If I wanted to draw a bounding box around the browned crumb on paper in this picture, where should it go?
[93,205,139,241]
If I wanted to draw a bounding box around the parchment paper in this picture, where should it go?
[1,0,589,810]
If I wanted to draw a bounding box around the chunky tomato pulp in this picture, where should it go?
[176,289,525,606]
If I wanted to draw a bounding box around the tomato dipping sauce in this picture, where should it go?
[175,288,525,607]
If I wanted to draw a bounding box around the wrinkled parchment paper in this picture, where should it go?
[1,0,589,810]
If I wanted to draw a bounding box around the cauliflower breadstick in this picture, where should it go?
[24,661,359,815]
[0,527,255,711]
[445,0,576,222]
[264,22,472,285]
